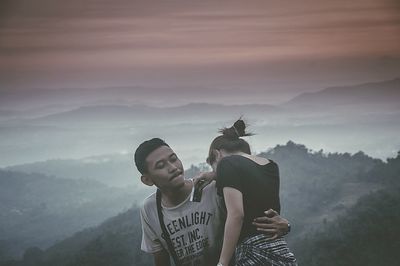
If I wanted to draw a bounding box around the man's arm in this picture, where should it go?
[153,249,171,266]
[252,209,290,240]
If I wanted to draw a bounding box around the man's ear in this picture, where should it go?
[211,149,221,172]
[141,174,154,186]
[214,149,222,161]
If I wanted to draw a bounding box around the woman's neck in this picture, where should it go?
[225,151,270,165]
[221,150,249,157]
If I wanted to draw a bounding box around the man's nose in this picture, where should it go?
[167,162,178,172]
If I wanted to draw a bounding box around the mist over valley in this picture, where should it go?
[1,78,399,265]
[1,78,399,168]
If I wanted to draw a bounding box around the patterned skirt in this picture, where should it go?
[234,234,298,266]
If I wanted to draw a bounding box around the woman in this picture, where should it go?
[207,119,297,266]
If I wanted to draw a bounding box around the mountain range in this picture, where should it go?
[285,78,400,107]
[2,142,399,266]
[0,78,399,168]
[1,78,399,122]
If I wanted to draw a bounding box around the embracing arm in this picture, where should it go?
[252,209,290,240]
[153,249,171,266]
[218,187,244,265]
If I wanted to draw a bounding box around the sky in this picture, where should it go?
[1,0,399,104]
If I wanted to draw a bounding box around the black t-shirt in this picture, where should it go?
[216,155,280,241]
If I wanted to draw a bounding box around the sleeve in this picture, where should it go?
[216,157,243,195]
[140,204,164,253]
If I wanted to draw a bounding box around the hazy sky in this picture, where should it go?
[1,0,399,104]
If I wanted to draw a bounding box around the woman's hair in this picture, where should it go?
[207,119,253,165]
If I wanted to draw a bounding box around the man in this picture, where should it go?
[135,138,290,266]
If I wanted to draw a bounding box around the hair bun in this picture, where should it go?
[220,119,253,139]
[233,120,246,136]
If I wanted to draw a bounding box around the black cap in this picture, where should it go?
[134,138,169,174]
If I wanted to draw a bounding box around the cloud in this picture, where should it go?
[0,0,399,97]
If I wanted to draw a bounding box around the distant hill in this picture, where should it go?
[293,154,400,266]
[0,85,277,112]
[6,153,140,187]
[259,141,384,237]
[0,86,153,110]
[6,154,209,188]
[295,187,400,266]
[4,142,398,266]
[27,103,280,126]
[0,161,205,261]
[1,78,399,168]
[285,78,400,107]
[0,110,21,120]
[0,170,138,260]
[0,208,152,266]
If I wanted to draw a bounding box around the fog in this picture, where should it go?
[1,78,399,263]
[1,79,399,171]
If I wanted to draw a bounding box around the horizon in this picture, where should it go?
[0,76,398,110]
[1,0,399,168]
[1,0,400,106]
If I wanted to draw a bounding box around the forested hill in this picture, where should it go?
[259,141,385,237]
[293,153,400,265]
[17,208,153,266]
[2,142,399,266]
[0,170,138,260]
[294,186,400,266]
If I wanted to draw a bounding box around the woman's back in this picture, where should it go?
[216,154,280,241]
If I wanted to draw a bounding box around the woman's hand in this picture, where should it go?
[252,209,290,240]
[193,171,216,187]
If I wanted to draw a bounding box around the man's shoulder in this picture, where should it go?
[141,191,157,212]
[201,180,222,206]
[202,180,217,193]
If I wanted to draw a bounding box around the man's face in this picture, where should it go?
[143,145,185,190]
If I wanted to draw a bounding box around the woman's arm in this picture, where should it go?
[218,187,244,265]
[193,171,217,183]
[153,249,171,266]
